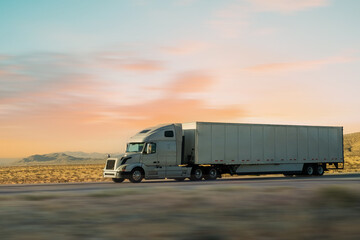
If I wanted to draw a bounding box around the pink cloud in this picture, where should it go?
[0,70,7,76]
[243,56,354,73]
[0,69,243,140]
[210,0,329,38]
[99,58,164,72]
[86,71,243,127]
[143,72,215,95]
[168,72,214,93]
[112,98,243,128]
[162,41,208,55]
[0,52,245,157]
[117,60,164,72]
[247,0,329,13]
[209,3,250,38]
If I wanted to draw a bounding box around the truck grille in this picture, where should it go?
[106,160,116,170]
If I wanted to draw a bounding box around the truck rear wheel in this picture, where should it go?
[129,168,144,183]
[112,178,125,183]
[304,165,314,176]
[204,168,217,180]
[314,165,324,176]
[190,167,203,181]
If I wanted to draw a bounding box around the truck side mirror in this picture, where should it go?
[146,147,152,154]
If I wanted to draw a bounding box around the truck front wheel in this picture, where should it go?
[190,167,203,181]
[129,168,144,183]
[112,178,125,183]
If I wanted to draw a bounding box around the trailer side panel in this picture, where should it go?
[193,122,343,166]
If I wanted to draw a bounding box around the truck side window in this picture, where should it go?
[164,130,174,137]
[147,143,156,154]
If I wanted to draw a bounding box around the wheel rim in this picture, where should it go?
[195,169,202,179]
[209,169,217,178]
[317,166,324,174]
[307,166,313,175]
[132,170,142,181]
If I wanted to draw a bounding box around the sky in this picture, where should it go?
[0,0,359,158]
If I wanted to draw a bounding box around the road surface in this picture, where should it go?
[0,173,359,195]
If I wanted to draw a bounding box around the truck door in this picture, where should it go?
[158,141,183,178]
[141,142,165,179]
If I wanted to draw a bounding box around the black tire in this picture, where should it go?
[303,165,314,176]
[112,178,125,183]
[129,168,144,183]
[314,165,324,176]
[204,168,218,180]
[174,178,185,182]
[190,167,203,181]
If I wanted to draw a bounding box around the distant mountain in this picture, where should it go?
[22,153,84,163]
[63,151,108,159]
[18,152,107,165]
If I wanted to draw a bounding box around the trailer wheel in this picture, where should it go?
[204,168,217,180]
[112,178,125,183]
[129,168,144,183]
[190,167,203,181]
[304,165,314,176]
[314,165,324,176]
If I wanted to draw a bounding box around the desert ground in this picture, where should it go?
[0,164,109,184]
[0,159,358,185]
[0,182,359,240]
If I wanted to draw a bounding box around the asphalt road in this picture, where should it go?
[0,173,359,195]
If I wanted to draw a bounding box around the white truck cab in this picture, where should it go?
[103,123,191,183]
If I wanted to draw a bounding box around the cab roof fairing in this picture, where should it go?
[128,123,180,143]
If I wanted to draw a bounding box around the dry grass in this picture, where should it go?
[338,132,360,173]
[1,156,359,185]
[344,132,360,156]
[0,164,110,184]
[330,156,360,173]
[0,184,359,239]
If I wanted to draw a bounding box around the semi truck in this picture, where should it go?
[103,122,344,183]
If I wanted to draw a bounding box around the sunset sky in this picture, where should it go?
[1,0,359,158]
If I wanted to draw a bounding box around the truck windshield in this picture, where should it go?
[126,143,145,153]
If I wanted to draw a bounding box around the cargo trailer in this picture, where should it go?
[103,122,344,183]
